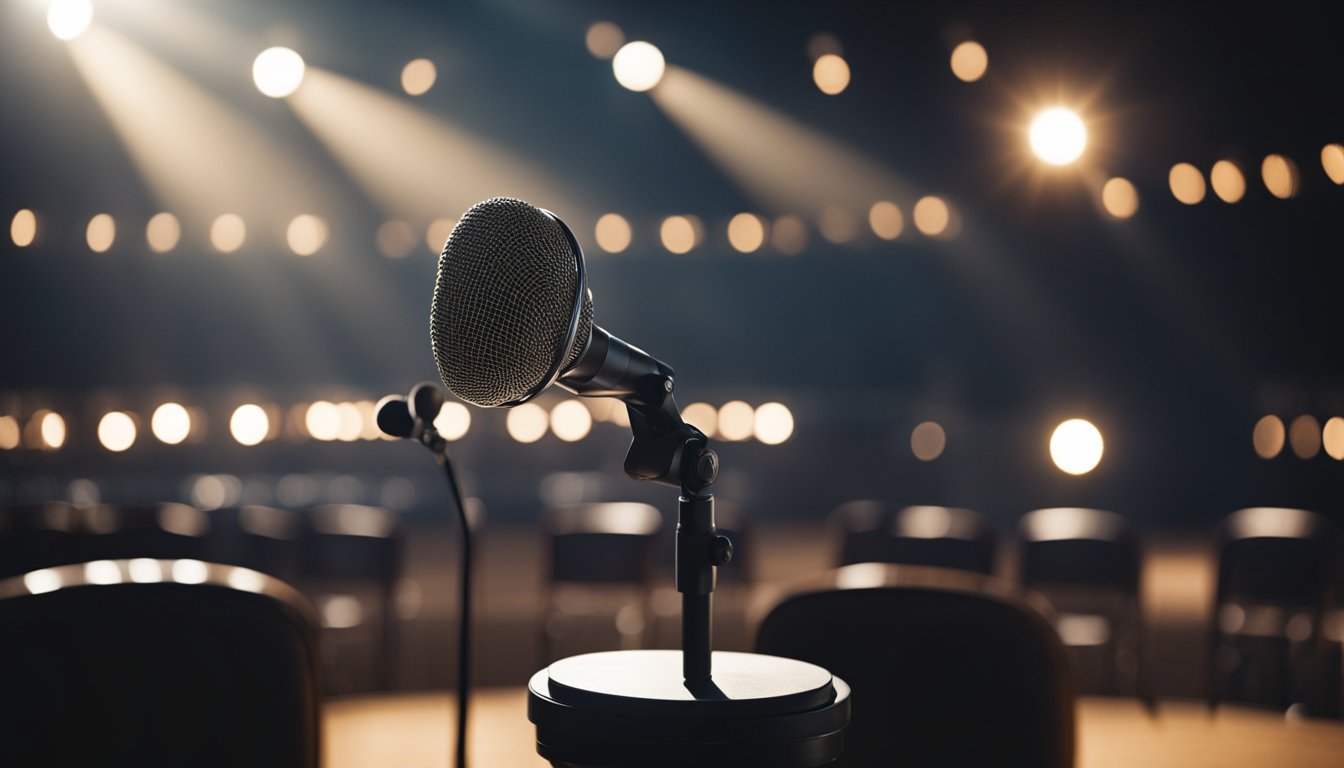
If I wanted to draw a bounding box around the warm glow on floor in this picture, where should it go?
[1050,419,1104,475]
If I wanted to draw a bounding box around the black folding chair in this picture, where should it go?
[757,570,1074,768]
[1210,507,1338,716]
[1018,507,1151,704]
[832,500,998,575]
[0,560,322,767]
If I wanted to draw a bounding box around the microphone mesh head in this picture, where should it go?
[430,198,593,407]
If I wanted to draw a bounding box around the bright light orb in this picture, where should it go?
[506,403,549,443]
[433,401,472,441]
[612,41,665,92]
[1049,418,1104,475]
[230,404,270,446]
[753,403,794,445]
[950,41,989,83]
[97,411,137,453]
[151,403,191,445]
[813,54,851,95]
[1029,107,1088,166]
[253,47,306,99]
[550,400,593,442]
[48,0,93,41]
[401,58,437,96]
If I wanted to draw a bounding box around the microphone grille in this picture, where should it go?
[430,198,593,407]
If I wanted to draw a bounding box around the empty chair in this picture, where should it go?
[77,502,212,561]
[0,502,82,578]
[757,570,1074,768]
[832,500,998,575]
[296,504,404,692]
[541,502,662,663]
[204,505,302,579]
[1018,507,1150,702]
[1211,507,1338,716]
[0,560,321,766]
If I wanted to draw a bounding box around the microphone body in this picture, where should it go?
[559,326,673,401]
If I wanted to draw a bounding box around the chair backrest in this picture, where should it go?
[833,500,998,575]
[757,578,1074,768]
[1018,508,1140,593]
[0,502,82,578]
[1216,507,1335,606]
[0,561,322,767]
[78,502,212,561]
[545,502,662,585]
[299,505,402,582]
[205,505,302,578]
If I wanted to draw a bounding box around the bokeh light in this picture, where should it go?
[681,402,718,438]
[39,411,67,450]
[595,213,632,253]
[1168,163,1207,205]
[506,403,549,443]
[1209,160,1246,203]
[210,214,247,252]
[913,196,950,237]
[48,0,92,41]
[612,41,665,92]
[550,400,593,442]
[86,213,115,253]
[1050,419,1104,475]
[146,212,181,253]
[813,54,851,95]
[1323,417,1344,460]
[10,209,36,247]
[949,41,988,82]
[818,205,858,244]
[660,215,697,254]
[426,217,456,254]
[1101,177,1140,219]
[753,402,794,445]
[1288,414,1321,459]
[1252,415,1286,459]
[97,411,137,453]
[433,401,472,441]
[717,401,755,442]
[1261,154,1299,199]
[306,401,340,441]
[771,216,808,255]
[230,404,270,446]
[805,33,843,62]
[727,213,766,253]
[287,214,328,256]
[585,21,625,59]
[401,59,437,96]
[377,220,417,258]
[151,403,191,445]
[1029,107,1087,166]
[869,201,904,240]
[1322,144,1344,185]
[0,415,19,450]
[335,402,363,442]
[911,421,946,461]
[253,47,306,98]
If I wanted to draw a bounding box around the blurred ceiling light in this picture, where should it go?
[913,196,950,237]
[717,401,755,442]
[506,402,549,443]
[146,212,181,252]
[305,401,340,441]
[681,402,718,438]
[48,0,92,41]
[1049,418,1104,475]
[660,215,697,253]
[910,421,946,461]
[550,400,593,442]
[753,402,794,445]
[1288,415,1321,459]
[86,213,115,253]
[812,54,850,95]
[1168,163,1206,205]
[1101,177,1140,219]
[1261,154,1299,199]
[433,401,472,441]
[595,213,632,253]
[0,415,19,450]
[612,41,665,92]
[1252,415,1286,459]
[253,47,306,99]
[356,400,381,440]
[771,216,808,255]
[210,213,246,252]
[426,217,456,254]
[818,204,858,243]
[229,404,269,446]
[335,402,363,442]
[24,568,63,595]
[949,41,988,82]
[286,214,328,256]
[1210,160,1246,203]
[10,209,36,247]
[39,410,67,450]
[727,213,766,253]
[869,201,904,240]
[151,403,191,445]
[376,220,417,258]
[1323,417,1344,460]
[97,411,137,452]
[401,58,437,96]
[1028,107,1087,166]
[585,21,625,59]
[1322,144,1344,185]
[805,32,843,62]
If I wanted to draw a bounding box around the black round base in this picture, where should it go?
[527,650,850,768]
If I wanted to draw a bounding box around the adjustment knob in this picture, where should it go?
[709,535,733,566]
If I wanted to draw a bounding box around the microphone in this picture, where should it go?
[430,197,672,409]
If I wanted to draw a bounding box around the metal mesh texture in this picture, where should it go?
[430,198,593,407]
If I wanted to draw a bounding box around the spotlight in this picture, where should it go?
[253,47,306,98]
[1049,419,1103,475]
[612,41,665,92]
[1029,107,1087,166]
[48,0,92,41]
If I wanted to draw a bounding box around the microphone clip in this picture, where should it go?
[621,374,718,497]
